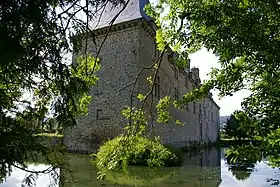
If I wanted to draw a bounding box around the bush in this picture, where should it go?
[92,135,181,174]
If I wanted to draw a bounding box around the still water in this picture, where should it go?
[1,147,280,187]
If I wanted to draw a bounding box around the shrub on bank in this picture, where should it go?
[92,135,182,174]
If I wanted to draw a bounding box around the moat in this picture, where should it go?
[1,147,279,187]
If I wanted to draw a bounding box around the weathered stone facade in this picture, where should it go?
[63,0,220,153]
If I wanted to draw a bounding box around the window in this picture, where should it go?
[154,41,159,58]
[185,74,189,88]
[168,52,174,63]
[164,82,168,94]
[185,103,189,111]
[208,111,210,121]
[193,102,196,114]
[204,108,206,117]
[174,88,179,100]
[95,79,102,95]
[211,112,213,122]
[174,68,179,80]
[96,109,103,120]
[154,76,160,98]
[199,104,202,114]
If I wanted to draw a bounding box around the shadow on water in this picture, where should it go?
[2,146,280,187]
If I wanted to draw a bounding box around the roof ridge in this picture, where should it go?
[91,0,152,30]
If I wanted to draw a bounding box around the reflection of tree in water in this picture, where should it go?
[59,148,222,187]
[20,166,60,187]
[0,145,69,187]
[228,163,255,181]
[225,146,258,181]
[2,147,222,187]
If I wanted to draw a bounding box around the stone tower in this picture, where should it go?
[63,0,220,153]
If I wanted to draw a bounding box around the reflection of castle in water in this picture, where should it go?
[59,147,222,187]
[183,146,221,168]
[165,147,222,187]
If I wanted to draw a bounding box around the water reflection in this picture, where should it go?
[1,147,280,187]
[220,147,280,187]
[60,147,222,187]
[0,164,59,187]
[222,147,256,181]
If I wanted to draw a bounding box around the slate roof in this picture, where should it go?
[92,0,152,29]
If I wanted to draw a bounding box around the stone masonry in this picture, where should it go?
[63,0,220,153]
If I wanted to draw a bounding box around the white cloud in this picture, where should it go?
[189,48,251,116]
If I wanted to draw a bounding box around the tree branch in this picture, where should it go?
[128,51,166,126]
[12,164,57,174]
[90,0,131,75]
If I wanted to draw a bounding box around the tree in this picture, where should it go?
[2,0,280,182]
[146,0,280,164]
[224,112,242,140]
[224,110,249,140]
[0,0,122,183]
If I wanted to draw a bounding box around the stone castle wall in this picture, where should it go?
[136,21,220,148]
[63,21,142,153]
[63,20,220,153]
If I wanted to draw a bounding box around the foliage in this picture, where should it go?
[96,95,182,178]
[34,133,64,139]
[226,144,262,164]
[225,145,260,180]
[0,113,67,184]
[0,0,119,182]
[229,165,255,181]
[223,110,248,140]
[145,0,280,166]
[93,135,181,178]
[156,96,173,123]
[122,107,147,135]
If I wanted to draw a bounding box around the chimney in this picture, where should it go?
[185,59,191,72]
[191,67,201,85]
[191,67,200,80]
